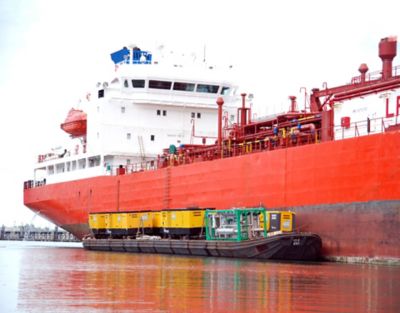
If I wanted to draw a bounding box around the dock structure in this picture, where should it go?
[0,225,78,242]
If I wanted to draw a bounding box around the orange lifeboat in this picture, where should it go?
[60,108,87,137]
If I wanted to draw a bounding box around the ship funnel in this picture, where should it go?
[358,63,369,83]
[379,36,397,80]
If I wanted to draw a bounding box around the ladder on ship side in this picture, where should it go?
[138,135,146,161]
[163,167,171,210]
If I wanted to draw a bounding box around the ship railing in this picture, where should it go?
[156,129,322,169]
[108,129,323,174]
[223,132,321,157]
[109,116,399,174]
[127,160,158,173]
[351,65,400,84]
[112,160,158,176]
[334,115,399,140]
[37,144,86,164]
[23,179,46,190]
[162,115,397,168]
[394,65,400,77]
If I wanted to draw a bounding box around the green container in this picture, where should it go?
[205,208,267,242]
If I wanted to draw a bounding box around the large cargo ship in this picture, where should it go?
[24,38,400,263]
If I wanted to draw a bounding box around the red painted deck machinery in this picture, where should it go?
[311,36,400,139]
[158,37,400,168]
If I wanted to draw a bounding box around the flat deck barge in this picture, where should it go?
[83,232,322,261]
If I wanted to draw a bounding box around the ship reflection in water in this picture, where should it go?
[0,242,399,313]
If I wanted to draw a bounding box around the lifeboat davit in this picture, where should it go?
[60,108,87,137]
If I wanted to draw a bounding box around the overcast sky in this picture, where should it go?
[0,0,398,227]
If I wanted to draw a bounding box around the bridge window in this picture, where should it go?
[98,89,104,98]
[78,158,86,169]
[197,112,201,118]
[149,80,172,90]
[89,156,101,167]
[132,79,145,88]
[196,84,219,94]
[173,82,195,91]
[221,86,231,95]
[56,163,65,173]
[157,109,167,116]
[127,133,131,140]
[124,80,129,88]
[121,106,126,113]
[151,135,155,141]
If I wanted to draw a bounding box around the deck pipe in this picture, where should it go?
[289,96,298,113]
[216,97,224,150]
[240,93,247,127]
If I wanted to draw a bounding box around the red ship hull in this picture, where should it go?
[24,130,400,262]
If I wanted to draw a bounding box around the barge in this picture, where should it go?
[83,208,322,261]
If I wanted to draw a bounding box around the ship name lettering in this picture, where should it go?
[385,96,400,118]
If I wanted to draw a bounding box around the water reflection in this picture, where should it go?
[0,242,398,312]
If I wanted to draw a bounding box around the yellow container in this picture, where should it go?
[187,210,205,228]
[89,213,111,230]
[127,212,141,229]
[260,211,296,232]
[161,208,206,237]
[152,211,163,228]
[161,211,169,228]
[259,212,266,230]
[123,211,153,229]
[137,211,153,229]
[280,211,295,232]
[88,214,98,230]
[162,209,205,229]
[110,213,129,229]
[88,213,112,238]
[169,210,183,228]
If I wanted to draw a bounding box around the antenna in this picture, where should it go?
[203,44,206,63]
[128,43,139,65]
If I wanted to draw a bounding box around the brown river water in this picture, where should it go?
[0,241,399,313]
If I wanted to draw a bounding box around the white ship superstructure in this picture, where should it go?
[33,46,240,184]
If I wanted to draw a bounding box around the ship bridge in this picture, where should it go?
[29,44,241,185]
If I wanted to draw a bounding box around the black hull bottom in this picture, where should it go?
[83,233,322,261]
